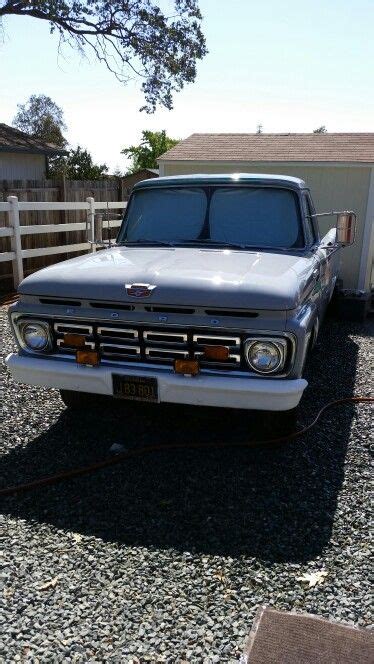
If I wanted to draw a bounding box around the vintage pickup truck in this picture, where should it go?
[6,174,356,433]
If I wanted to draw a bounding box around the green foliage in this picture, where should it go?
[1,1,207,112]
[313,126,327,133]
[122,130,179,173]
[50,146,108,180]
[13,94,67,147]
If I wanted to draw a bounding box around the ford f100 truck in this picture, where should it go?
[6,174,356,433]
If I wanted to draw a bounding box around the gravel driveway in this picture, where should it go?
[1,305,373,662]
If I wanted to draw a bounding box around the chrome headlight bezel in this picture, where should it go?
[12,317,53,354]
[244,337,288,375]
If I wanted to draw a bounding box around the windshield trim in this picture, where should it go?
[117,184,306,250]
[116,240,306,254]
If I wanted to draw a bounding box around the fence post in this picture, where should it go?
[96,213,103,244]
[8,195,24,288]
[86,197,96,253]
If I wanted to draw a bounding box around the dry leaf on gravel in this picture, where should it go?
[71,533,83,543]
[3,587,15,599]
[38,577,59,591]
[297,571,328,588]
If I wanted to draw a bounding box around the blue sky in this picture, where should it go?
[1,0,373,172]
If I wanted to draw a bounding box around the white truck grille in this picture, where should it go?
[53,321,242,370]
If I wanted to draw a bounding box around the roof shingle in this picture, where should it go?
[158,133,374,163]
[0,123,67,155]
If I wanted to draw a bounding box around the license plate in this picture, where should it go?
[113,374,159,402]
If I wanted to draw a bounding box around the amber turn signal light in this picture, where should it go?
[76,350,100,366]
[203,345,230,361]
[174,359,200,376]
[64,333,87,348]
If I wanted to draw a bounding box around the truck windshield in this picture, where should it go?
[118,186,304,249]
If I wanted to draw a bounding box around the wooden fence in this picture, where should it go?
[0,197,127,291]
[0,179,126,292]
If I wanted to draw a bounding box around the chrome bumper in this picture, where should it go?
[5,353,307,411]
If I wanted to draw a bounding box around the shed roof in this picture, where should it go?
[0,123,67,156]
[158,133,374,164]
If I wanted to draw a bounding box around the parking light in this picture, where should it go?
[174,359,200,376]
[76,350,100,367]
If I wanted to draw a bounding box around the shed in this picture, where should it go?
[158,133,374,296]
[121,168,159,197]
[0,123,67,179]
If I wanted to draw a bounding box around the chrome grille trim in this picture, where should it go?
[193,334,241,348]
[48,316,295,375]
[99,343,141,357]
[145,348,189,359]
[194,351,241,364]
[143,330,188,344]
[57,339,95,350]
[97,326,138,339]
[54,322,93,334]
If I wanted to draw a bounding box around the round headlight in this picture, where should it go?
[22,322,50,351]
[245,339,284,374]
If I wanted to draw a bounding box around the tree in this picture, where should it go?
[122,130,179,172]
[13,94,67,147]
[313,126,327,133]
[0,1,207,112]
[50,146,108,180]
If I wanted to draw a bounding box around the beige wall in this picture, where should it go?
[160,160,373,290]
[0,152,45,179]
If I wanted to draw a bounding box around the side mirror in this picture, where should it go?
[336,212,356,246]
[313,209,357,249]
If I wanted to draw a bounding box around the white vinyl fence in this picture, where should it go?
[0,196,127,288]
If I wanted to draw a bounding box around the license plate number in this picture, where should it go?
[113,375,158,402]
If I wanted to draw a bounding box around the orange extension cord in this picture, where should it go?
[0,396,372,497]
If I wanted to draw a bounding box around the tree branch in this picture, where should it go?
[0,0,207,112]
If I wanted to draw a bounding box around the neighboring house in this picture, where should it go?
[121,168,158,197]
[158,133,374,296]
[0,123,67,179]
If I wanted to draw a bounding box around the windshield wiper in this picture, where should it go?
[118,239,175,247]
[175,240,255,250]
[118,239,260,250]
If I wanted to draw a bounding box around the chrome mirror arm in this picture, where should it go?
[311,210,355,218]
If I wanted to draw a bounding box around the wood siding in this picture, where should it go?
[0,153,46,179]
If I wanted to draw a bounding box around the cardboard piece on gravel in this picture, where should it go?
[243,607,373,664]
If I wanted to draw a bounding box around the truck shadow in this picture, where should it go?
[1,319,371,563]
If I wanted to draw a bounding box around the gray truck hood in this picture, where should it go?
[19,246,313,310]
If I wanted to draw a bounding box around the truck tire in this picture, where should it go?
[59,389,110,410]
[262,407,298,439]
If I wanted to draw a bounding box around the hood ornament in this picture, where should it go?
[125,283,156,298]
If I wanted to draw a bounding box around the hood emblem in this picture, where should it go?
[125,283,156,298]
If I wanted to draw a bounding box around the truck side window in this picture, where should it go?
[303,194,317,246]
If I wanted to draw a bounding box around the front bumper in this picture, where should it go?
[5,353,307,411]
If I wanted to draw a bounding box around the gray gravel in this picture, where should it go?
[1,305,373,662]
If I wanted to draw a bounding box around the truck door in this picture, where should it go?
[303,192,336,312]
[302,193,323,307]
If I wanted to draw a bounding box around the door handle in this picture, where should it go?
[312,268,320,281]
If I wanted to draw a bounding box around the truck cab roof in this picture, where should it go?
[134,173,307,191]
